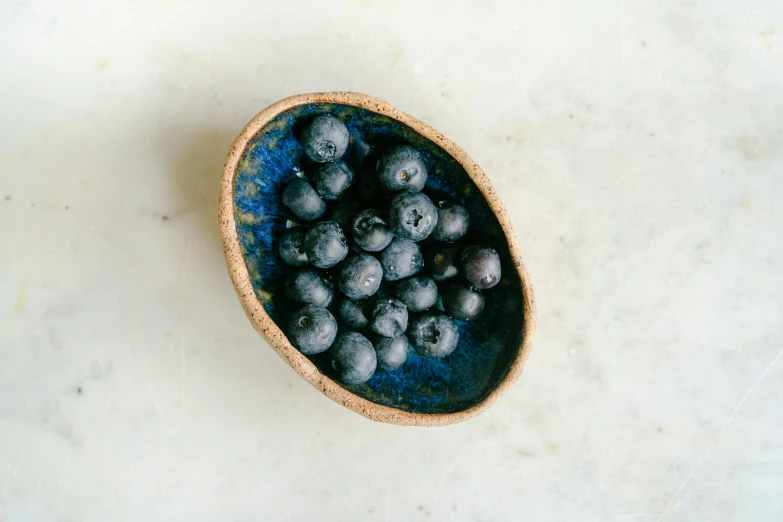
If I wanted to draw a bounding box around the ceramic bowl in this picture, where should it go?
[218,92,536,426]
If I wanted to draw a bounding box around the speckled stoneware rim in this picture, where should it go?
[219,92,536,426]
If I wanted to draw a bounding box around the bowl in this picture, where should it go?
[218,92,536,426]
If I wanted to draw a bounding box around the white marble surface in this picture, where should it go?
[2,0,782,520]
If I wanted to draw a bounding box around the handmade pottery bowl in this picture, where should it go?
[218,92,536,426]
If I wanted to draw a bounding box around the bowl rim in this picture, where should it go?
[218,92,537,426]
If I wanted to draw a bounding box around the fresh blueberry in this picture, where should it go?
[461,245,502,289]
[300,114,349,163]
[374,336,409,371]
[427,244,460,281]
[380,238,423,281]
[337,298,373,328]
[278,227,309,266]
[337,253,383,299]
[371,298,408,337]
[351,209,393,252]
[442,282,485,320]
[304,221,348,269]
[288,304,338,355]
[376,145,427,192]
[284,269,333,307]
[388,191,438,241]
[328,200,361,228]
[331,332,377,384]
[282,179,326,222]
[395,276,438,312]
[432,200,469,242]
[313,160,354,201]
[409,313,459,358]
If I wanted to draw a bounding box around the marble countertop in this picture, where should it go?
[2,1,781,520]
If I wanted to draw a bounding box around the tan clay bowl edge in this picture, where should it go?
[218,92,537,426]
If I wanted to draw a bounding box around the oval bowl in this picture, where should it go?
[219,92,536,426]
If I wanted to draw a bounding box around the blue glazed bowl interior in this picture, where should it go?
[233,103,525,414]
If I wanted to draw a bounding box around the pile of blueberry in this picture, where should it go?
[278,114,502,385]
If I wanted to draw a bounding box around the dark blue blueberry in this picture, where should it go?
[371,298,408,337]
[284,269,333,307]
[427,244,460,282]
[337,254,383,299]
[282,179,326,222]
[395,276,438,312]
[300,114,349,163]
[304,221,348,269]
[409,313,459,358]
[288,304,337,355]
[432,200,469,242]
[331,332,377,384]
[328,200,361,228]
[461,245,502,289]
[442,282,485,320]
[337,298,374,328]
[374,336,409,371]
[376,145,427,192]
[380,238,423,281]
[313,160,354,201]
[351,209,393,252]
[387,191,438,241]
[278,227,308,266]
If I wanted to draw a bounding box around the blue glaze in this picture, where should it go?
[233,103,524,414]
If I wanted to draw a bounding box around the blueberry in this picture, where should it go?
[371,298,408,337]
[442,282,485,320]
[351,209,393,252]
[284,269,333,307]
[388,191,438,241]
[395,276,438,312]
[409,313,459,358]
[374,336,409,371]
[304,221,348,269]
[337,298,373,328]
[300,114,349,163]
[432,201,469,242]
[288,304,337,355]
[328,200,361,228]
[278,227,308,266]
[337,254,383,299]
[380,238,423,281]
[313,160,354,201]
[376,145,427,192]
[427,244,460,281]
[282,179,326,222]
[331,332,377,384]
[461,245,502,289]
